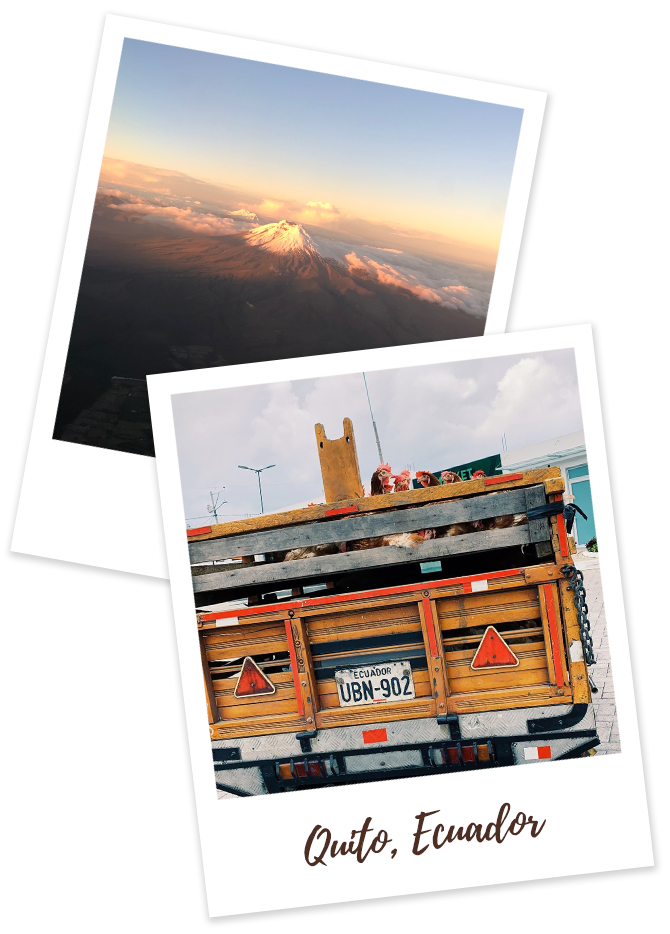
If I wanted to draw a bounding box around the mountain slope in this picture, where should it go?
[55,217,486,455]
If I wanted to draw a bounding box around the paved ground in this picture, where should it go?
[574,552,620,755]
[576,546,658,783]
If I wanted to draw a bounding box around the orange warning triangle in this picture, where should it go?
[234,657,276,697]
[471,626,519,670]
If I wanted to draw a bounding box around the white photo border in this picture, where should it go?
[12,14,545,579]
[148,325,652,917]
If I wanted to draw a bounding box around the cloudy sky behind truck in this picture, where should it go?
[172,350,583,524]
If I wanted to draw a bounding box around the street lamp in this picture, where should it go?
[238,464,275,514]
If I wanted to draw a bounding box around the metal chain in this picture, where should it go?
[560,564,596,666]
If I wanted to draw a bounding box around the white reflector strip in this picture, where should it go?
[524,747,539,760]
[216,616,239,627]
[470,579,489,592]
[569,639,584,662]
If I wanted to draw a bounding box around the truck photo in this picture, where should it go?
[188,419,598,797]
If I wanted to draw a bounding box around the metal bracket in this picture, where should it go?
[212,747,241,764]
[527,703,588,734]
[296,730,317,753]
[444,714,461,741]
[526,502,565,520]
[526,501,588,535]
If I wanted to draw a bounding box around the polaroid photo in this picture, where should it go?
[148,324,652,917]
[12,14,545,578]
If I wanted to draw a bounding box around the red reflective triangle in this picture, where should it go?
[471,626,519,669]
[234,657,276,697]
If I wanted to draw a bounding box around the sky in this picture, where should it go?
[172,350,583,526]
[510,311,658,422]
[12,9,573,291]
[101,39,524,269]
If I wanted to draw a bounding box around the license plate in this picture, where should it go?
[335,660,415,707]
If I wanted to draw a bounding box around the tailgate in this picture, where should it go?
[202,566,578,740]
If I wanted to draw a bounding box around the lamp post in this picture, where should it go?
[238,464,275,514]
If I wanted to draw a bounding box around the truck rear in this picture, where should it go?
[189,421,598,796]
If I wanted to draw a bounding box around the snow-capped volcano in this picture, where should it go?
[243,220,321,257]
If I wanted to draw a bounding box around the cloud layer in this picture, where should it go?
[96,189,258,236]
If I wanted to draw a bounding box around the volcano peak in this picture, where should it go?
[243,220,321,257]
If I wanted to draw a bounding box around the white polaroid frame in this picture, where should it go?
[148,325,651,917]
[11,14,545,578]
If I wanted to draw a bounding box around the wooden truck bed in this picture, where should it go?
[188,467,598,794]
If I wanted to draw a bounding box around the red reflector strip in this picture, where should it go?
[325,505,359,516]
[362,728,388,744]
[284,620,305,716]
[293,761,307,778]
[461,745,476,762]
[307,761,322,777]
[187,525,211,537]
[556,513,569,557]
[543,585,565,687]
[538,745,551,759]
[484,473,523,485]
[447,748,460,765]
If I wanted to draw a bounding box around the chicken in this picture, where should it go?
[348,528,436,552]
[347,536,384,551]
[471,470,487,480]
[439,522,478,537]
[391,469,412,492]
[382,529,436,548]
[370,463,393,495]
[415,470,441,487]
[283,542,346,561]
[440,471,461,484]
[485,513,528,530]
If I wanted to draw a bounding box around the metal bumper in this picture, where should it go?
[212,704,599,797]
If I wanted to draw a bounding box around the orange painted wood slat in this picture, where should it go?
[542,583,565,687]
[556,514,570,557]
[284,619,305,717]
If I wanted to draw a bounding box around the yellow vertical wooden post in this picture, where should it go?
[199,633,218,724]
[315,418,364,503]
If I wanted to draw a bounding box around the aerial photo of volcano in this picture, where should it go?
[54,40,524,456]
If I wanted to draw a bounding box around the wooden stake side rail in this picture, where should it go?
[188,467,564,543]
[190,487,540,564]
[193,525,533,595]
[198,563,565,628]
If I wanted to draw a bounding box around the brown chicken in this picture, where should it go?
[391,470,412,492]
[415,470,441,487]
[439,521,484,537]
[484,513,528,530]
[440,471,462,484]
[348,528,436,551]
[284,542,347,561]
[370,463,393,495]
